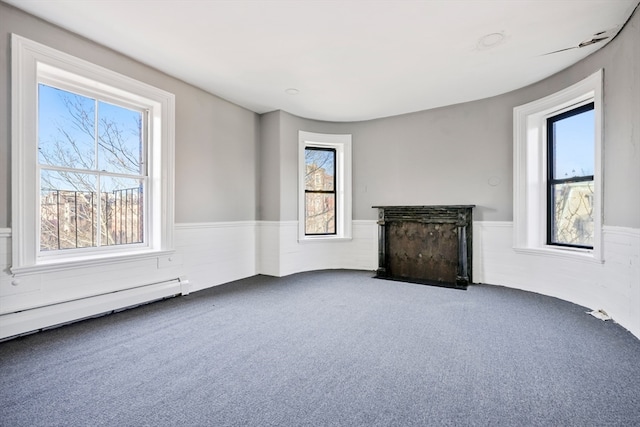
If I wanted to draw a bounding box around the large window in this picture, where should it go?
[298,131,352,241]
[513,70,602,262]
[11,35,175,273]
[546,103,595,248]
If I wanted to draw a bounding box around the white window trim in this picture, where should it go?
[513,69,603,263]
[298,131,352,242]
[11,34,175,274]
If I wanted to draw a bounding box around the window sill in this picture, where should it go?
[298,235,353,244]
[10,249,175,276]
[513,246,604,264]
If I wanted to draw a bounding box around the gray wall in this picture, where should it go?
[262,6,639,228]
[266,102,512,222]
[598,8,639,228]
[0,1,260,227]
[260,87,518,222]
[257,111,282,221]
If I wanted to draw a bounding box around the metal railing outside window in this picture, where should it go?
[40,187,143,251]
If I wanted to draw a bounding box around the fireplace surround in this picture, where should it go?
[373,205,474,289]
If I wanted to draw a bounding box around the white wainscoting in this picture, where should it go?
[2,222,638,340]
[0,228,186,340]
[174,221,257,292]
[257,220,378,277]
[474,221,640,339]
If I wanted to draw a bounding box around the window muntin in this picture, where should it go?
[546,103,595,248]
[304,147,336,235]
[38,84,147,252]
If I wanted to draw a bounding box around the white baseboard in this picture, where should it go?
[0,227,188,339]
[0,278,185,340]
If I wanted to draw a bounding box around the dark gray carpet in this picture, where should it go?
[1,270,639,426]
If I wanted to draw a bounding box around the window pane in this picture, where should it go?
[101,177,144,246]
[551,108,594,179]
[305,193,335,234]
[38,89,147,251]
[550,181,594,246]
[40,170,97,250]
[38,84,96,169]
[98,101,144,175]
[305,148,335,191]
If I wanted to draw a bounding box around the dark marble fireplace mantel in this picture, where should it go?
[373,205,474,290]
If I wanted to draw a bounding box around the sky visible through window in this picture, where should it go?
[38,84,143,193]
[305,148,335,181]
[552,108,594,178]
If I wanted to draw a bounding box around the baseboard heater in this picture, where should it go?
[0,277,189,341]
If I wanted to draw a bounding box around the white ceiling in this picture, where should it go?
[6,0,639,122]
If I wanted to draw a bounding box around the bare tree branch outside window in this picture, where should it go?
[38,84,145,251]
[304,148,336,235]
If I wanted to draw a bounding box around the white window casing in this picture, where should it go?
[11,34,175,274]
[513,69,603,263]
[298,131,352,242]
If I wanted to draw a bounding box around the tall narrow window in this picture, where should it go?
[547,103,594,248]
[304,147,336,235]
[298,131,352,241]
[38,84,146,251]
[513,70,602,262]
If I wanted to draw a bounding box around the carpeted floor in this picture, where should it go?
[1,270,639,426]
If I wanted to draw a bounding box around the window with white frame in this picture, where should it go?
[513,70,603,261]
[11,35,175,273]
[298,131,352,241]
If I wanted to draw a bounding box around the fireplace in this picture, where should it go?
[373,205,474,289]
